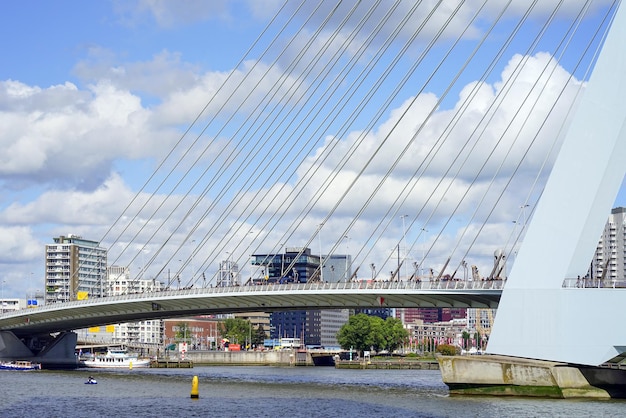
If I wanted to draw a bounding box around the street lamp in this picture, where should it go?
[280,243,285,278]
[370,263,376,280]
[401,215,408,280]
[520,204,529,230]
[421,228,428,277]
[225,252,232,286]
[190,240,196,282]
[318,223,324,282]
[344,235,350,282]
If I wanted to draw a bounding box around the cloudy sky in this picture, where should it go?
[0,0,622,298]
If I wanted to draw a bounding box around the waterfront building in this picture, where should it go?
[105,266,164,345]
[234,311,271,344]
[251,248,349,347]
[0,298,26,313]
[163,317,221,350]
[44,234,107,304]
[408,318,468,351]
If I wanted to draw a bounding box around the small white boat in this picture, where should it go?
[82,348,151,369]
[85,377,98,384]
[0,361,41,371]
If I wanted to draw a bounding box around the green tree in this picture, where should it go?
[369,315,386,352]
[462,331,471,350]
[337,313,374,355]
[381,317,408,352]
[436,344,460,356]
[174,322,191,343]
[219,318,252,346]
[253,324,267,347]
[337,314,409,355]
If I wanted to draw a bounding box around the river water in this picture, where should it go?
[1,366,624,417]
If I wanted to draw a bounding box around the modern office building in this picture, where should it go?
[251,247,349,347]
[44,234,107,304]
[251,247,321,284]
[321,254,352,282]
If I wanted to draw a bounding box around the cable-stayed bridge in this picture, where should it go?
[0,280,503,337]
[5,1,626,395]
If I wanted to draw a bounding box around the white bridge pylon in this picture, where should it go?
[488,2,626,366]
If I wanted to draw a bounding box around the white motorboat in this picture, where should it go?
[82,348,151,369]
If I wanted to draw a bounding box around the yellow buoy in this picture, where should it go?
[190,375,199,399]
[129,360,133,370]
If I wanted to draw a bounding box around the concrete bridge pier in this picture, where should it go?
[0,330,79,369]
[437,355,626,398]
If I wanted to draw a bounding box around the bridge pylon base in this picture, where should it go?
[437,354,626,398]
[0,330,79,369]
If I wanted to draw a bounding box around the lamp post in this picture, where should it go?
[190,240,196,282]
[280,243,285,278]
[370,263,376,280]
[462,260,468,281]
[421,228,428,277]
[344,235,350,282]
[318,224,324,282]
[520,204,529,231]
[401,215,408,280]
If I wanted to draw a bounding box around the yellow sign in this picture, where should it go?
[77,291,89,300]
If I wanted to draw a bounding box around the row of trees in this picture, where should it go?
[336,313,408,355]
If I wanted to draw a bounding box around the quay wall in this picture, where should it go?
[181,350,308,366]
[181,350,440,369]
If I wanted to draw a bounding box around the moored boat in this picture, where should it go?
[83,348,150,369]
[0,361,41,371]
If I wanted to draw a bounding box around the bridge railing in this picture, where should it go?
[209,278,505,293]
[562,277,626,288]
[0,279,504,317]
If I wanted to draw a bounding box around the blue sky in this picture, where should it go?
[0,0,621,298]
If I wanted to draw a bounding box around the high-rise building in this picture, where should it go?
[590,206,626,281]
[44,234,107,304]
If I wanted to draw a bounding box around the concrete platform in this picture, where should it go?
[437,354,626,398]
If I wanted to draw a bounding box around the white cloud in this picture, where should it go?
[0,79,179,190]
[0,226,40,263]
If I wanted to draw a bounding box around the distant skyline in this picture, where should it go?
[0,1,622,297]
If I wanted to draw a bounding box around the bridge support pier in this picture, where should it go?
[0,331,79,369]
[437,354,626,398]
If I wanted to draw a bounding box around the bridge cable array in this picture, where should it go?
[90,0,616,290]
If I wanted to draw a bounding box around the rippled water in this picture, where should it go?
[1,366,625,417]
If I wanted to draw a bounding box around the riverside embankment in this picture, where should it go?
[177,350,439,369]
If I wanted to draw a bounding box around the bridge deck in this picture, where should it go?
[0,280,503,336]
